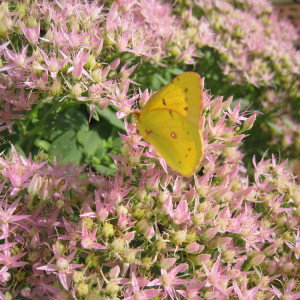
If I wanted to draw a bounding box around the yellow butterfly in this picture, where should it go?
[135,72,204,177]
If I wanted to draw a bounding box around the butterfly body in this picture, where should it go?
[135,72,204,177]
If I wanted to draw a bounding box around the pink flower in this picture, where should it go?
[164,198,191,225]
[22,22,40,44]
[148,263,190,300]
[80,222,107,250]
[270,279,300,300]
[177,279,206,300]
[203,255,233,296]
[2,45,35,69]
[0,146,47,196]
[0,249,27,269]
[233,279,262,300]
[124,270,162,300]
[37,246,83,290]
[0,197,29,239]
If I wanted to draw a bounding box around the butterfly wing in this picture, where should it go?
[141,72,203,128]
[137,109,203,177]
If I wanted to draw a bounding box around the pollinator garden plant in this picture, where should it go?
[0,0,299,299]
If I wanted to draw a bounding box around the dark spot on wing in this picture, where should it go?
[184,106,188,111]
[162,98,166,105]
[179,161,182,164]
[171,131,177,139]
[187,131,190,135]
[169,110,173,117]
[185,154,188,158]
[188,147,191,151]
[184,88,188,93]
[145,129,153,135]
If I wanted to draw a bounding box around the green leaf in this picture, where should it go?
[93,164,116,176]
[83,130,103,158]
[49,130,82,165]
[168,68,184,76]
[97,107,125,130]
[34,139,50,151]
[112,136,122,149]
[76,128,89,146]
[154,73,169,86]
[45,108,89,141]
[266,121,284,134]
[282,118,294,128]
[94,142,106,160]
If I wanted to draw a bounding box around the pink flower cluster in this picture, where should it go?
[0,87,298,299]
[198,0,299,89]
[0,0,214,133]
[197,0,300,156]
[0,0,299,159]
[0,0,299,298]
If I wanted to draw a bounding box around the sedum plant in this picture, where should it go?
[0,0,299,299]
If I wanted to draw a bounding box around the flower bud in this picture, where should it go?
[193,213,205,226]
[249,254,265,267]
[173,230,187,245]
[92,68,104,83]
[108,265,120,279]
[21,288,31,298]
[133,208,145,220]
[158,190,169,204]
[211,97,223,119]
[205,205,220,220]
[124,250,136,263]
[160,258,176,270]
[141,256,152,271]
[222,96,233,111]
[267,260,277,274]
[186,231,197,243]
[155,238,167,251]
[282,262,295,274]
[242,114,256,131]
[146,174,159,191]
[54,241,65,256]
[72,271,85,284]
[28,174,42,197]
[50,79,62,96]
[136,219,150,234]
[38,177,53,200]
[85,54,97,70]
[196,254,211,264]
[105,281,120,296]
[110,238,125,252]
[71,83,82,98]
[222,250,236,262]
[101,222,114,238]
[135,187,147,202]
[186,242,201,254]
[56,257,69,271]
[263,243,279,257]
[77,282,89,297]
[202,226,220,243]
[145,226,155,239]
